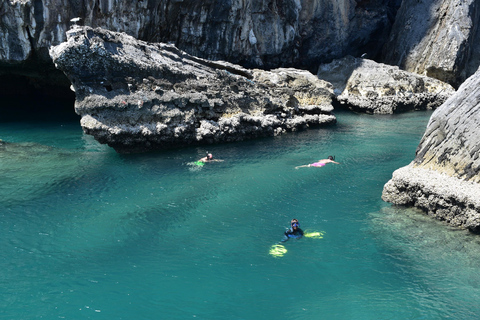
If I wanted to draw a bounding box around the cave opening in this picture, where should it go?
[0,73,78,123]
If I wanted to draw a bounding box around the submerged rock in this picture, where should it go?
[49,26,335,153]
[317,56,455,114]
[382,68,480,232]
[0,140,84,204]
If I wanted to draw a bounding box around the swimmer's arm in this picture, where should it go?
[320,159,339,164]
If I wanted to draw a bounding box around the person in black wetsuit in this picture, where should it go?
[282,219,304,242]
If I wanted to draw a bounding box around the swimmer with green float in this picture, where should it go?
[295,155,339,169]
[282,219,304,242]
[269,219,303,258]
[269,219,325,257]
[193,152,224,166]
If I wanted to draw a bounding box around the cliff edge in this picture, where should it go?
[382,68,480,231]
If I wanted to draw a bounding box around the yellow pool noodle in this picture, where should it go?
[269,244,287,257]
[304,231,325,239]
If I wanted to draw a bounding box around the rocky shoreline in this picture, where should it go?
[49,25,459,153]
[382,165,480,232]
[382,67,480,231]
[317,56,455,114]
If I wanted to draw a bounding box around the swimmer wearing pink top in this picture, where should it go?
[295,155,339,169]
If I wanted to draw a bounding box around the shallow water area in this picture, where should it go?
[2,97,480,319]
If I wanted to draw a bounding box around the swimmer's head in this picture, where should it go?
[328,155,334,160]
[207,153,213,160]
[291,219,299,228]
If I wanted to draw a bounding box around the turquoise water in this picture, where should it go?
[2,98,480,320]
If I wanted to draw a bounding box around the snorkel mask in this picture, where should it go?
[291,221,300,228]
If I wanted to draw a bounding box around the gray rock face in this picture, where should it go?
[161,0,394,70]
[382,68,480,231]
[414,68,480,182]
[0,0,151,63]
[3,0,480,93]
[382,0,480,87]
[317,56,455,114]
[382,166,480,231]
[49,26,335,153]
[0,0,394,93]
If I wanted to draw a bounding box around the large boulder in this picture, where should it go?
[317,56,455,114]
[49,26,336,153]
[382,67,480,231]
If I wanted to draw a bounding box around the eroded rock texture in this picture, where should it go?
[49,26,335,153]
[1,0,394,69]
[383,68,480,231]
[317,56,455,114]
[383,0,480,87]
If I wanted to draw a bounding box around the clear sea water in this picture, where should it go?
[2,97,480,320]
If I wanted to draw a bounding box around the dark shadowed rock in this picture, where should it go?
[383,67,480,231]
[317,56,455,114]
[49,26,336,153]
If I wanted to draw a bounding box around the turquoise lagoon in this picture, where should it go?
[2,97,480,319]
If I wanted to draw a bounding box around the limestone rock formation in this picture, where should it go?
[382,68,480,231]
[49,26,335,153]
[3,0,480,94]
[317,56,455,114]
[0,0,396,95]
[0,0,394,69]
[382,0,480,87]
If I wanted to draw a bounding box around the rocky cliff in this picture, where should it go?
[3,0,480,93]
[382,0,480,87]
[0,0,396,95]
[1,0,395,68]
[382,68,480,231]
[49,26,335,153]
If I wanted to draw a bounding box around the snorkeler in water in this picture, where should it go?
[198,152,223,163]
[281,219,304,242]
[295,155,339,169]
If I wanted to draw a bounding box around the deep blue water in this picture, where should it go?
[2,98,480,320]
